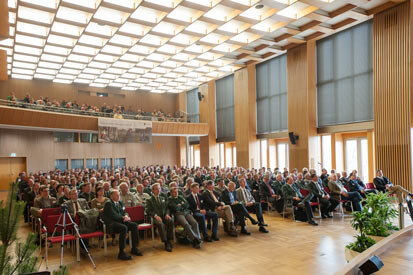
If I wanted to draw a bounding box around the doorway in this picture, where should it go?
[0,157,27,191]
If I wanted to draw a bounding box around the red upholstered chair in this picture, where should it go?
[365,182,376,191]
[38,207,61,254]
[74,215,107,260]
[125,206,154,247]
[43,214,76,269]
[300,189,322,217]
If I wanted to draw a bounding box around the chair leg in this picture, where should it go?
[151,226,155,248]
[129,231,132,248]
[45,237,48,270]
[103,234,107,256]
[76,238,80,262]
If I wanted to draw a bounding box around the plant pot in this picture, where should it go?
[345,247,360,262]
[367,235,386,243]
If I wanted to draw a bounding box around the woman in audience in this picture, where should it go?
[90,186,109,212]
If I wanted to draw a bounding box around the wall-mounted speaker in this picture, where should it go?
[197,91,204,101]
[288,132,299,145]
[359,255,384,275]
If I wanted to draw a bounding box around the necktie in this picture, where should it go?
[73,201,79,216]
[210,190,218,202]
[195,194,201,210]
[266,182,274,195]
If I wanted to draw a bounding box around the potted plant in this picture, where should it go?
[345,209,376,262]
[364,192,398,240]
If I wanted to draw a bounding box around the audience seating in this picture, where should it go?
[74,215,107,259]
[300,189,322,217]
[125,206,155,247]
[38,207,61,253]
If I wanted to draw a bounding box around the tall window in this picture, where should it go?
[225,144,232,168]
[321,135,332,172]
[256,54,287,134]
[186,88,200,143]
[71,159,84,169]
[86,158,98,169]
[114,158,126,168]
[189,145,194,167]
[232,146,237,167]
[260,139,268,168]
[100,158,112,169]
[277,143,289,170]
[194,146,200,167]
[345,139,369,182]
[317,20,373,126]
[216,74,235,141]
[269,143,276,169]
[219,143,225,168]
[55,159,68,171]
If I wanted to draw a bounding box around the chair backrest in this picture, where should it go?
[41,207,61,224]
[324,187,331,194]
[300,189,309,197]
[45,213,74,234]
[344,185,350,192]
[366,183,375,189]
[125,206,145,222]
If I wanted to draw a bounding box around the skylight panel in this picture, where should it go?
[85,22,118,37]
[53,79,72,84]
[100,73,117,79]
[16,22,49,37]
[167,6,203,23]
[44,45,71,56]
[36,67,58,75]
[200,33,228,45]
[13,61,36,70]
[56,7,93,25]
[67,54,92,63]
[109,35,137,47]
[20,0,59,9]
[101,45,127,55]
[34,73,54,80]
[94,6,130,24]
[38,61,61,70]
[120,53,143,62]
[203,5,241,22]
[78,35,107,47]
[15,45,42,56]
[185,21,217,35]
[169,34,199,46]
[112,61,135,69]
[73,45,99,56]
[88,61,111,69]
[103,0,142,9]
[78,73,97,79]
[118,22,150,37]
[61,0,101,9]
[18,7,54,24]
[12,68,34,75]
[9,12,16,25]
[13,54,39,63]
[41,54,66,63]
[12,74,33,80]
[51,22,84,37]
[157,44,183,55]
[59,68,81,75]
[130,6,167,24]
[139,34,168,46]
[63,61,87,69]
[74,78,92,84]
[152,22,184,36]
[90,83,107,87]
[94,53,118,63]
[129,44,155,55]
[218,20,251,34]
[83,67,103,74]
[48,35,77,47]
[146,53,169,62]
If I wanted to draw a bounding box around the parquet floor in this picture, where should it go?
[3,185,408,275]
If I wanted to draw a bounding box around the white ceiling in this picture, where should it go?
[0,0,396,94]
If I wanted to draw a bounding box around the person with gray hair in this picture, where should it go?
[119,182,138,207]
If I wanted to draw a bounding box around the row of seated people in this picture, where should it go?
[5,92,185,122]
[16,165,413,261]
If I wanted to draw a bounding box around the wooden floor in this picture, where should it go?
[2,186,409,275]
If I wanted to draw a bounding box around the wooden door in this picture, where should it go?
[0,157,27,190]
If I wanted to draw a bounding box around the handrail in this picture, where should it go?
[0,99,188,123]
[335,224,413,275]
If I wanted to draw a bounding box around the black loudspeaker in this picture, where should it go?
[288,132,299,145]
[359,255,383,275]
[23,272,51,275]
[197,91,204,101]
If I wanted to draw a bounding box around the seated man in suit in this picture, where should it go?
[282,176,317,226]
[236,178,269,232]
[373,169,391,193]
[119,182,139,207]
[103,190,142,260]
[78,182,95,204]
[30,185,58,218]
[57,185,71,206]
[145,183,174,252]
[307,174,339,218]
[259,174,282,212]
[347,174,375,198]
[214,178,227,196]
[328,174,363,212]
[222,181,258,235]
[202,181,237,237]
[64,189,90,217]
[293,173,307,190]
[187,183,217,242]
[22,179,37,222]
[373,170,413,204]
[168,187,202,249]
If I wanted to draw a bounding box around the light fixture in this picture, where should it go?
[12,73,33,80]
[34,73,54,80]
[38,61,61,70]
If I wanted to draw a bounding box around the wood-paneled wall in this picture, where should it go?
[287,41,320,171]
[0,79,177,114]
[176,92,187,166]
[234,65,258,169]
[199,81,218,167]
[373,1,412,190]
[0,129,177,173]
[0,0,8,40]
[0,50,7,82]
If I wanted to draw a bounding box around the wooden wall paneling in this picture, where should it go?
[0,50,7,81]
[331,134,337,170]
[367,130,376,182]
[234,64,258,169]
[0,0,8,40]
[374,2,412,190]
[199,81,217,167]
[287,41,319,171]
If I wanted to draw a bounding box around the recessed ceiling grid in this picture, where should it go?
[1,0,397,93]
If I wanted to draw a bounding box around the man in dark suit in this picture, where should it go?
[187,183,218,241]
[222,181,258,235]
[202,181,237,237]
[103,190,142,260]
[259,174,283,212]
[373,169,392,193]
[64,189,90,217]
[78,182,95,204]
[145,183,174,252]
[307,174,339,218]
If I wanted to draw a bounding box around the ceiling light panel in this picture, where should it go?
[74,78,92,84]
[72,45,99,55]
[68,54,92,63]
[101,45,127,55]
[56,7,93,25]
[185,21,218,35]
[85,22,118,37]
[167,6,203,23]
[38,61,61,70]
[145,0,182,8]
[36,67,58,75]
[229,0,260,6]
[63,61,87,69]
[146,53,169,62]
[276,1,318,20]
[51,22,84,37]
[129,44,155,55]
[94,53,118,62]
[13,61,37,70]
[18,7,54,24]
[94,7,130,24]
[78,73,97,79]
[171,52,194,62]
[103,0,142,9]
[20,0,59,9]
[139,34,168,46]
[106,67,126,74]
[112,61,135,69]
[157,44,183,55]
[203,5,241,22]
[109,82,126,87]
[213,42,242,53]
[199,33,229,45]
[118,22,150,37]
[34,73,54,80]
[152,22,185,36]
[186,0,222,8]
[83,67,103,74]
[12,68,34,75]
[218,20,251,34]
[120,53,143,62]
[8,0,16,9]
[14,54,39,63]
[90,83,107,87]
[53,79,72,84]
[78,35,108,47]
[251,18,286,33]
[44,45,71,56]
[169,33,199,46]
[109,34,138,47]
[89,61,111,69]
[61,0,102,9]
[41,54,66,63]
[15,45,42,56]
[12,73,33,80]
[184,44,211,54]
[130,6,167,24]
[136,60,157,69]
[197,51,223,61]
[128,67,147,74]
[230,32,261,44]
[239,5,277,21]
[16,22,49,37]
[48,34,77,47]
[100,73,117,79]
[59,68,81,75]
[0,39,13,47]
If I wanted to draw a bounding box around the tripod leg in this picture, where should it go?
[46,232,48,270]
[60,213,66,268]
[76,238,80,262]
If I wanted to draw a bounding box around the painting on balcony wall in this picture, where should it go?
[98,118,152,143]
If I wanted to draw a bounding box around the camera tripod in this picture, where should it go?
[49,206,96,269]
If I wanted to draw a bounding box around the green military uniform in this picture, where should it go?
[146,195,174,243]
[167,195,200,242]
[31,196,58,218]
[120,192,139,207]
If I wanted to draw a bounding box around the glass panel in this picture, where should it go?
[71,159,84,169]
[219,143,224,168]
[232,146,237,167]
[360,139,369,183]
[269,143,276,170]
[114,158,126,168]
[322,135,332,172]
[86,158,98,169]
[261,139,267,168]
[277,143,286,170]
[100,158,112,169]
[345,140,358,173]
[54,132,77,142]
[194,146,200,167]
[55,159,68,171]
[190,145,194,167]
[80,133,98,143]
[225,144,232,168]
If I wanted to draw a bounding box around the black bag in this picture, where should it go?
[294,207,308,222]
